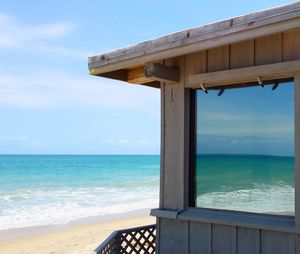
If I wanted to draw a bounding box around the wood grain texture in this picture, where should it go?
[159,83,165,209]
[89,2,300,74]
[212,224,236,254]
[187,59,300,88]
[255,33,282,65]
[127,66,155,84]
[236,227,260,254]
[158,218,188,254]
[189,222,211,254]
[207,46,229,72]
[283,28,300,61]
[144,63,180,83]
[295,234,300,254]
[261,230,296,254]
[184,51,207,77]
[161,56,189,210]
[93,69,127,81]
[230,40,254,69]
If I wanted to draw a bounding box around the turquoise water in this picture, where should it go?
[196,154,295,214]
[0,154,295,230]
[0,155,160,230]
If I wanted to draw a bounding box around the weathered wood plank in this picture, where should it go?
[189,222,211,254]
[184,51,207,77]
[156,217,162,254]
[90,69,127,81]
[127,66,155,84]
[236,227,260,254]
[89,3,300,74]
[255,33,282,65]
[230,40,254,69]
[295,234,300,254]
[295,75,300,226]
[159,218,188,254]
[154,208,298,234]
[261,230,296,254]
[144,63,180,83]
[212,224,236,254]
[187,59,300,88]
[90,2,300,66]
[207,46,229,72]
[159,81,165,209]
[283,28,300,61]
[162,56,189,210]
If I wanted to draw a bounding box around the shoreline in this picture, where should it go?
[0,208,151,241]
[0,211,155,254]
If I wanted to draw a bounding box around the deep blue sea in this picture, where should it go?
[0,155,160,230]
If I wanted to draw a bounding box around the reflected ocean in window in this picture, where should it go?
[195,82,294,215]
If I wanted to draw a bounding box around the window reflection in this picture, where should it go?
[195,82,294,215]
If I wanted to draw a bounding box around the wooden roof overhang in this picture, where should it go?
[88,2,300,89]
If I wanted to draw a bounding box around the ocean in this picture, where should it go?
[0,154,295,231]
[196,154,295,214]
[0,155,160,230]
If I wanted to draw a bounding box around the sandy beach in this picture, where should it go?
[0,214,155,254]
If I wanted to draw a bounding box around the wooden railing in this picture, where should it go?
[93,224,156,254]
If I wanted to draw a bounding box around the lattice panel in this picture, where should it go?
[95,224,156,254]
[119,226,156,254]
[98,237,118,254]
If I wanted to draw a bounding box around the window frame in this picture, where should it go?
[188,77,300,226]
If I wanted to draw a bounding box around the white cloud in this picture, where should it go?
[0,13,88,58]
[0,135,43,152]
[30,22,75,38]
[199,124,293,137]
[0,136,29,141]
[102,139,159,146]
[200,112,241,121]
[0,71,160,112]
[0,13,16,27]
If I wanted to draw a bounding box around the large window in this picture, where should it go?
[194,81,295,215]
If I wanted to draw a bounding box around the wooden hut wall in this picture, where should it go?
[184,28,300,78]
[157,28,300,254]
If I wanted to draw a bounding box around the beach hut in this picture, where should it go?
[89,2,300,254]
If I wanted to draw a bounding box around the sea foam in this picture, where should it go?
[0,186,159,230]
[197,183,294,214]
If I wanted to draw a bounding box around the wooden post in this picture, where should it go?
[157,57,190,254]
[160,57,190,211]
[295,75,300,226]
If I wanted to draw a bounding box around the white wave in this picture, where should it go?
[197,183,294,214]
[0,186,159,230]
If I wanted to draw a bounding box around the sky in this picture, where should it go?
[197,82,294,156]
[0,0,295,154]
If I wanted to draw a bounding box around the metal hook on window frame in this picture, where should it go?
[257,77,264,87]
[272,82,279,90]
[200,83,208,94]
[218,88,225,96]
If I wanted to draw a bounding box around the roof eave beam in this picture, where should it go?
[144,63,180,83]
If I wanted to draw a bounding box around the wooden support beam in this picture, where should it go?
[144,63,180,83]
[187,59,300,88]
[127,64,180,84]
[90,69,128,81]
[127,66,155,84]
